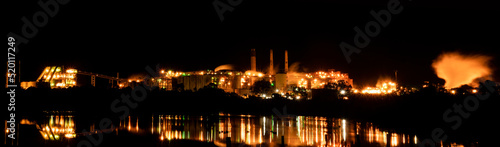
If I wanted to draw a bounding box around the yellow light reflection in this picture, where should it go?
[391,133,398,146]
[38,114,76,140]
[117,115,435,147]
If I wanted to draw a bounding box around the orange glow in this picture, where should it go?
[391,133,398,146]
[362,87,381,94]
[244,70,264,78]
[65,133,76,138]
[66,69,77,74]
[37,66,77,88]
[432,52,492,88]
[39,114,76,140]
[361,81,397,94]
[287,70,353,90]
[122,115,436,147]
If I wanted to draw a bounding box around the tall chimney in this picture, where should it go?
[270,49,274,75]
[285,50,288,73]
[251,49,256,71]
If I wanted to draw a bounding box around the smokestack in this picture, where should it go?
[251,49,256,71]
[270,49,274,75]
[285,50,288,73]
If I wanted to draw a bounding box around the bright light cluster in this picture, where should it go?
[162,70,184,77]
[296,71,353,89]
[314,71,347,79]
[361,82,397,94]
[245,70,264,77]
[37,66,77,88]
[40,115,76,140]
[361,87,382,94]
[298,78,308,88]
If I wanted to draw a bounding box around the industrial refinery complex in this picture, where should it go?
[21,49,486,100]
[20,49,363,99]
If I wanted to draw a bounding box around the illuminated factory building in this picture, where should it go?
[35,66,78,88]
[23,66,123,89]
[26,50,356,99]
[24,49,497,99]
[140,49,354,99]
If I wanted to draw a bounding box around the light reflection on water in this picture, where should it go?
[20,112,77,140]
[43,115,76,140]
[118,114,419,147]
[14,112,468,147]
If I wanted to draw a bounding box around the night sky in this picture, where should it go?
[6,0,499,87]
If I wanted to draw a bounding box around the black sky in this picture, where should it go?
[5,0,500,87]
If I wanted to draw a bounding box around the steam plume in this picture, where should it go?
[432,52,492,88]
